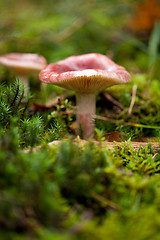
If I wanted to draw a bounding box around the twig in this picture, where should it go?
[53,17,88,42]
[103,92,124,109]
[94,114,160,129]
[24,140,160,153]
[152,153,158,160]
[128,84,137,115]
[91,192,122,210]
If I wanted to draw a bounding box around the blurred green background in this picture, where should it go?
[0,0,160,79]
[0,0,157,69]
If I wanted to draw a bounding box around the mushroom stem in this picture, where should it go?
[76,92,96,139]
[17,75,29,97]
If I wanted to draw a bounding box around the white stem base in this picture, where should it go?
[17,75,29,97]
[76,93,96,139]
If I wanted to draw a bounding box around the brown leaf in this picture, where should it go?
[129,0,160,32]
[103,131,124,142]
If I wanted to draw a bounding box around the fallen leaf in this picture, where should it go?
[129,0,160,32]
[103,131,124,142]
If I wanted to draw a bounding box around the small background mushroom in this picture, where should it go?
[39,53,130,139]
[0,53,47,96]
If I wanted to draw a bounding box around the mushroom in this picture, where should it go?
[39,53,130,138]
[0,53,47,96]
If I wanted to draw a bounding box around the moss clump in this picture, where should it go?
[0,133,160,239]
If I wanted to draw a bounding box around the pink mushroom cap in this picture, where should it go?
[0,53,47,75]
[39,53,130,93]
